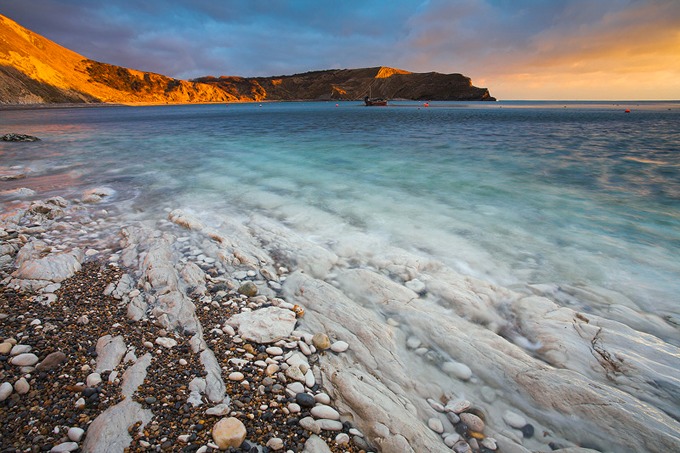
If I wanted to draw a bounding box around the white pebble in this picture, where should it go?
[330,340,349,353]
[67,427,85,442]
[311,405,340,421]
[444,433,461,447]
[10,344,32,356]
[317,419,343,431]
[222,324,236,336]
[50,442,78,452]
[228,372,245,381]
[447,399,471,414]
[442,361,472,381]
[288,403,301,413]
[0,382,13,401]
[143,341,154,349]
[503,410,527,429]
[304,369,315,388]
[481,438,498,450]
[314,393,331,405]
[428,417,444,434]
[298,341,312,356]
[86,373,102,387]
[335,433,350,445]
[427,398,445,412]
[179,359,188,366]
[155,337,177,348]
[287,382,305,394]
[266,346,284,356]
[406,336,421,349]
[349,428,364,437]
[266,437,284,450]
[75,398,86,409]
[9,353,39,366]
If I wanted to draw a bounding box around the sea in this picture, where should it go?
[1,100,679,448]
[2,101,679,318]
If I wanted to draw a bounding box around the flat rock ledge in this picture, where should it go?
[1,133,40,142]
[1,197,679,453]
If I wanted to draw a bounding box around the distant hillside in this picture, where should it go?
[0,14,495,104]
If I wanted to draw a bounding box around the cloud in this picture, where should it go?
[2,0,679,98]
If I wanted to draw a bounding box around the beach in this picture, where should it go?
[1,101,679,452]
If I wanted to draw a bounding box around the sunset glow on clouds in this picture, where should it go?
[2,0,679,100]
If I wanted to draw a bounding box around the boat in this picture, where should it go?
[364,96,388,106]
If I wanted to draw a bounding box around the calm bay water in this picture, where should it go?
[2,101,679,324]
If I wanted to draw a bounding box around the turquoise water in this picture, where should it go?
[2,101,679,323]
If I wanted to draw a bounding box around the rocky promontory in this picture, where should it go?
[0,14,494,104]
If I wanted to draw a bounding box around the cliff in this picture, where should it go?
[0,14,495,104]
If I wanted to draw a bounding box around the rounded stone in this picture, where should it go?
[265,364,279,376]
[447,399,471,414]
[299,416,321,434]
[444,433,461,447]
[288,403,301,413]
[296,392,316,408]
[86,373,102,387]
[0,342,12,354]
[0,382,13,401]
[51,442,79,452]
[460,412,485,432]
[10,344,32,356]
[14,377,30,394]
[314,393,331,405]
[335,433,350,445]
[287,382,305,394]
[481,437,498,450]
[212,417,247,449]
[330,341,349,353]
[237,281,258,297]
[67,427,85,442]
[266,437,284,451]
[228,372,245,381]
[442,361,472,381]
[311,405,340,421]
[427,417,444,434]
[521,423,535,438]
[155,337,177,348]
[317,419,343,431]
[312,333,331,350]
[9,353,39,367]
[502,410,527,429]
[266,346,283,356]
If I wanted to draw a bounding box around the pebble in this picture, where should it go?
[10,344,32,355]
[330,340,349,353]
[460,412,485,432]
[406,336,422,349]
[212,417,247,449]
[317,419,343,431]
[179,358,188,366]
[311,405,341,420]
[447,400,471,414]
[444,433,461,447]
[67,427,85,442]
[0,382,13,401]
[287,382,305,394]
[288,403,301,413]
[155,337,178,348]
[285,364,306,382]
[36,351,67,370]
[335,433,350,445]
[521,423,535,438]
[75,398,86,409]
[427,398,445,412]
[481,437,498,450]
[237,281,258,297]
[206,403,230,416]
[296,392,316,408]
[228,372,245,381]
[442,361,473,381]
[299,416,321,434]
[266,346,284,356]
[304,369,315,387]
[312,333,331,350]
[0,342,12,354]
[266,437,284,450]
[14,377,30,394]
[9,353,39,366]
[265,364,280,376]
[298,341,312,355]
[428,417,444,434]
[50,442,78,452]
[503,410,527,429]
[86,373,102,387]
[453,441,471,453]
[314,393,331,405]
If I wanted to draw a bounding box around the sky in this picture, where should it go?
[2,0,679,100]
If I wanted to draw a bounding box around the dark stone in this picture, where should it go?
[521,423,534,438]
[295,393,315,408]
[1,133,40,142]
[454,422,469,436]
[82,387,97,397]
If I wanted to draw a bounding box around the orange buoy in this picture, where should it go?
[625,109,631,113]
